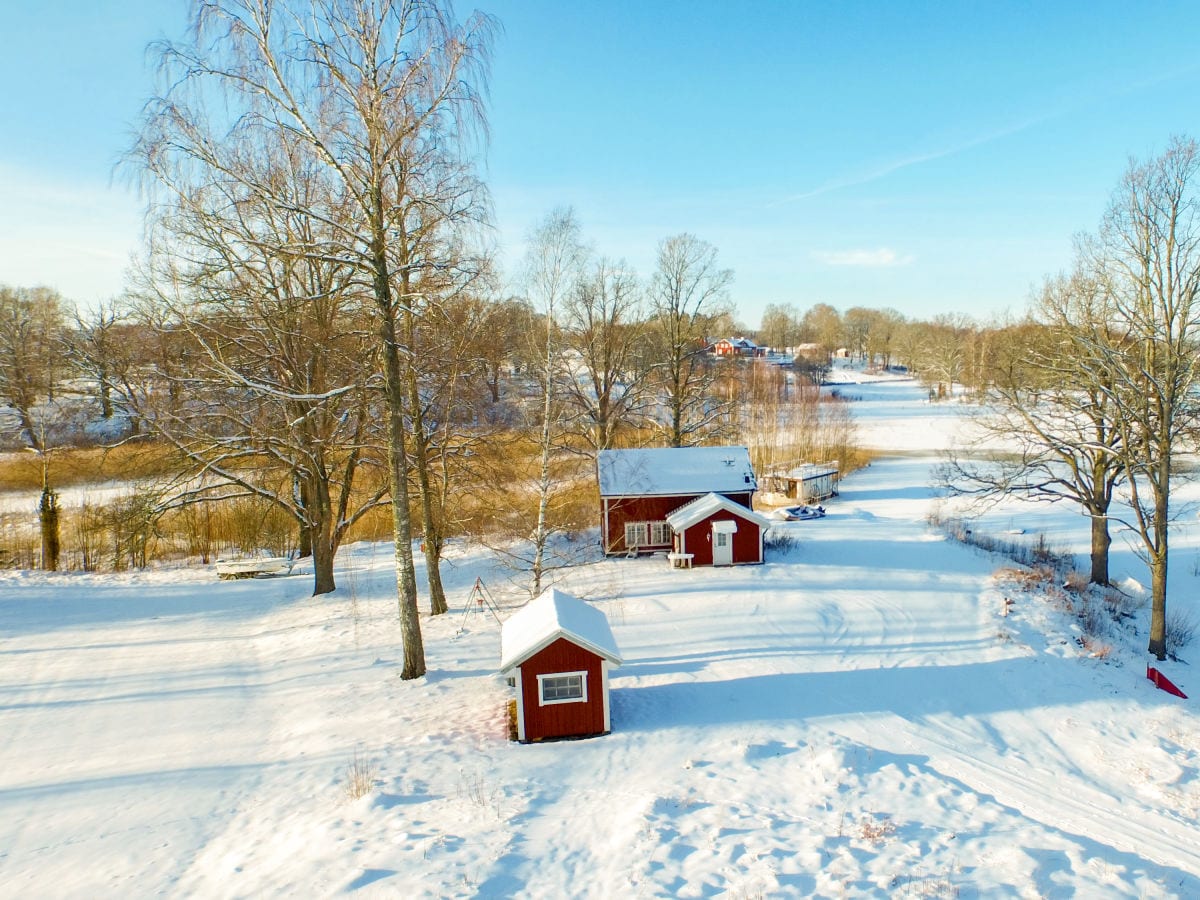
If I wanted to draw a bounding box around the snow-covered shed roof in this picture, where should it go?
[597,446,757,497]
[781,462,839,480]
[665,492,774,532]
[500,588,623,673]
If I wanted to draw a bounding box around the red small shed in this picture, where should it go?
[500,588,623,743]
[665,491,773,567]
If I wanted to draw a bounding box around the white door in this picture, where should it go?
[712,526,733,566]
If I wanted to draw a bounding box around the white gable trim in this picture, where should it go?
[665,491,773,533]
[500,629,621,674]
[500,588,624,673]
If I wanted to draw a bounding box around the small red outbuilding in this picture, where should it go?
[500,588,623,743]
[665,491,774,567]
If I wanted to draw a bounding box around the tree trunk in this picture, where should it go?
[403,318,448,616]
[531,334,557,596]
[308,476,336,596]
[379,294,425,679]
[297,479,313,559]
[98,371,114,419]
[1088,512,1111,586]
[17,404,38,451]
[39,486,59,572]
[311,521,337,596]
[1147,489,1170,660]
[670,368,685,448]
[1148,550,1167,660]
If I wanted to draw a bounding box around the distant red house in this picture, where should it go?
[500,588,623,743]
[711,336,763,357]
[597,447,758,556]
[665,491,773,567]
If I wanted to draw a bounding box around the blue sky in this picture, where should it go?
[3,1,1200,326]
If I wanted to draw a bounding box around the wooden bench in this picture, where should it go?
[667,552,694,569]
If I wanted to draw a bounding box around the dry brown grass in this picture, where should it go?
[343,750,378,801]
[992,565,1056,588]
[1063,569,1090,593]
[0,441,183,492]
[1080,636,1113,659]
[858,815,896,844]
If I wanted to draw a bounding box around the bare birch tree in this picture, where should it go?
[648,234,732,447]
[136,0,495,678]
[521,208,587,595]
[560,258,649,455]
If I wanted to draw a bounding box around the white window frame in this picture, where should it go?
[624,522,646,549]
[649,521,672,545]
[537,670,589,706]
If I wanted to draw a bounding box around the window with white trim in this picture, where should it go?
[624,522,645,548]
[538,671,589,705]
[649,521,672,545]
[626,521,672,548]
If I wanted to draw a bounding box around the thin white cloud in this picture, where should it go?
[813,248,914,268]
[771,113,1055,207]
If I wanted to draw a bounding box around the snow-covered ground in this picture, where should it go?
[2,375,1199,897]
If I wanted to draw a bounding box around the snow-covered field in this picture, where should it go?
[2,375,1199,898]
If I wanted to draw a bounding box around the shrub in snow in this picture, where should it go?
[1103,588,1143,623]
[932,514,1072,574]
[1166,610,1198,657]
[1079,636,1113,660]
[764,528,800,553]
[344,750,378,801]
[1063,569,1090,593]
[1075,597,1110,643]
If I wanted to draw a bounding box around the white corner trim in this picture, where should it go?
[515,668,526,741]
[601,659,611,732]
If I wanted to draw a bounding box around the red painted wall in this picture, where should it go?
[519,638,606,741]
[679,511,763,566]
[602,492,754,554]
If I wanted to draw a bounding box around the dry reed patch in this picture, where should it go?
[0,441,183,492]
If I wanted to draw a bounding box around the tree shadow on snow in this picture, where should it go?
[610,658,1089,729]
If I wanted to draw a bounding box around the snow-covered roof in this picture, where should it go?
[500,588,623,673]
[781,462,839,480]
[665,492,774,532]
[597,446,757,497]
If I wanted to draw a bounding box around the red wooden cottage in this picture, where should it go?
[500,588,623,743]
[597,446,758,556]
[665,491,773,567]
